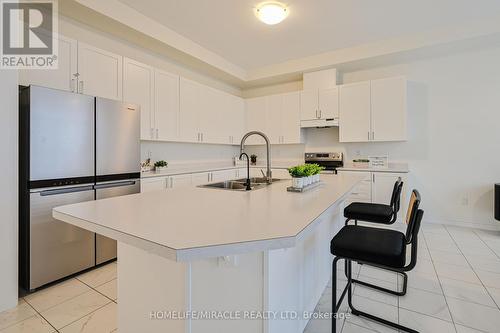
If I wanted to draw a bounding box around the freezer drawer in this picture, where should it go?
[28,185,95,290]
[95,179,141,264]
[96,98,140,178]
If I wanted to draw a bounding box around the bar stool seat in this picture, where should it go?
[331,225,406,268]
[344,203,394,224]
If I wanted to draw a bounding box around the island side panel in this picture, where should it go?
[117,242,191,333]
[265,203,343,333]
[190,253,264,333]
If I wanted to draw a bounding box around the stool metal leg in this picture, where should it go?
[351,269,408,296]
[332,257,350,333]
[346,260,418,333]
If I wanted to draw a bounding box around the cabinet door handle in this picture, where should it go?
[201,133,204,142]
[372,174,375,183]
[319,110,322,118]
[197,133,200,142]
[78,81,84,94]
[150,128,154,139]
[156,129,159,139]
[368,132,370,140]
[372,132,375,140]
[70,79,76,92]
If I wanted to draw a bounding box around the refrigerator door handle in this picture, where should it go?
[94,180,137,190]
[39,185,94,196]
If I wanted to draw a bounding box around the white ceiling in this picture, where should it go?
[116,0,500,71]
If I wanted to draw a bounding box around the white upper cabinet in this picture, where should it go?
[370,76,407,142]
[245,97,268,145]
[229,95,245,144]
[281,92,302,144]
[318,88,339,120]
[179,78,201,143]
[339,81,371,142]
[123,58,154,140]
[245,92,302,145]
[339,76,407,143]
[154,69,180,142]
[299,90,318,121]
[179,78,244,145]
[19,35,78,92]
[300,87,339,126]
[77,42,123,100]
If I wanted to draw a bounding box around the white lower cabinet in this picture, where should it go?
[140,177,168,193]
[169,172,211,189]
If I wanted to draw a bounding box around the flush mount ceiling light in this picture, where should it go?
[255,2,289,25]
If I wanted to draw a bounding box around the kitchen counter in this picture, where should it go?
[141,160,300,179]
[52,173,363,333]
[337,162,409,173]
[53,173,363,261]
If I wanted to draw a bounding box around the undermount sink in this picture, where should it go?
[235,177,281,184]
[199,178,281,191]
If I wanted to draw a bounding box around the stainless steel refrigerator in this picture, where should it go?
[19,85,140,292]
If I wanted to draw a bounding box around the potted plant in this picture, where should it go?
[304,164,315,185]
[250,154,257,165]
[311,164,324,183]
[154,160,168,172]
[288,165,306,189]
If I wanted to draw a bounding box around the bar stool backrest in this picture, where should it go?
[389,178,404,214]
[404,190,422,244]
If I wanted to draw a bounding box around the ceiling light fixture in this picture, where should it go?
[255,2,288,25]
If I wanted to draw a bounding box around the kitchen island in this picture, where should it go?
[53,173,364,333]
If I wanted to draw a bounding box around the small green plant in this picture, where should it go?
[289,164,324,177]
[154,160,168,168]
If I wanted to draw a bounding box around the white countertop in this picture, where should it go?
[337,162,409,173]
[53,173,364,262]
[141,160,299,178]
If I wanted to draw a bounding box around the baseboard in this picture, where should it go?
[422,218,500,231]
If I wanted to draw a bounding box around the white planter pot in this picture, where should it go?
[155,166,168,172]
[307,176,313,185]
[314,174,320,183]
[292,177,304,189]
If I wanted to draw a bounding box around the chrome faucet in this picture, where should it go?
[240,131,272,184]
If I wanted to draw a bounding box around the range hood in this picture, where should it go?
[300,118,339,128]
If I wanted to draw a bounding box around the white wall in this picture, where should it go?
[0,70,19,311]
[246,45,500,229]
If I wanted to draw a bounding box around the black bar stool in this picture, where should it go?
[331,190,423,333]
[344,177,403,226]
[343,178,407,296]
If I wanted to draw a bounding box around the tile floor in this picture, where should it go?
[1,224,500,333]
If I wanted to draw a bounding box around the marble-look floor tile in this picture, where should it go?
[398,308,455,333]
[341,322,376,333]
[429,249,470,267]
[59,302,117,333]
[40,290,110,329]
[440,277,496,307]
[0,315,55,333]
[404,270,443,294]
[24,279,91,312]
[76,263,117,288]
[466,256,500,274]
[447,297,500,333]
[0,300,37,331]
[485,286,500,307]
[434,262,481,285]
[455,324,490,332]
[346,296,398,333]
[399,287,452,321]
[353,276,398,306]
[358,266,397,284]
[95,279,117,301]
[474,269,500,288]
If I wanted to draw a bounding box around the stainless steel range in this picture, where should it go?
[305,152,344,174]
